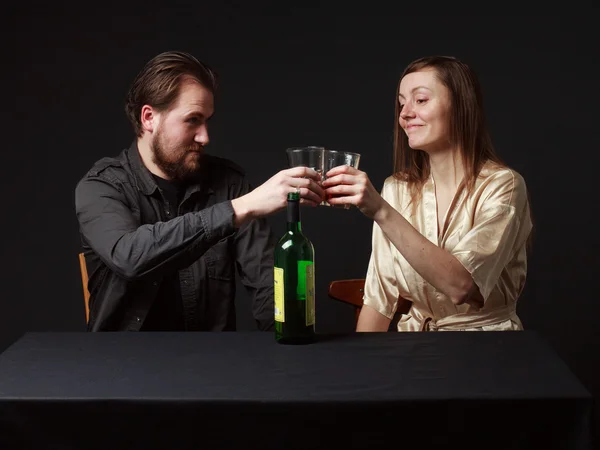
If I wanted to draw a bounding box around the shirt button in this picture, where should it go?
[152,281,158,286]
[166,210,171,216]
[135,316,141,323]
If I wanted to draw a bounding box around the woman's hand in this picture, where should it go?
[322,165,384,219]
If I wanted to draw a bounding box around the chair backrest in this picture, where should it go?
[328,278,411,330]
[328,279,365,323]
[78,253,90,324]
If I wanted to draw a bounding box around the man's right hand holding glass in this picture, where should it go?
[231,166,324,227]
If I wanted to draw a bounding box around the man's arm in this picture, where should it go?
[75,176,236,281]
[230,166,324,227]
[76,165,324,284]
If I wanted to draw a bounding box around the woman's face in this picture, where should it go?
[398,68,452,154]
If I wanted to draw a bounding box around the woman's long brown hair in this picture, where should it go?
[393,56,504,206]
[392,55,533,251]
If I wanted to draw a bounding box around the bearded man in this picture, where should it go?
[75,51,323,331]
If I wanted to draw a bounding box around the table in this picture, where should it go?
[0,331,593,449]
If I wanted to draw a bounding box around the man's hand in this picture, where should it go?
[231,167,324,227]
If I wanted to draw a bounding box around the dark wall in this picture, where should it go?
[5,8,599,440]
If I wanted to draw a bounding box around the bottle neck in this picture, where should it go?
[286,197,301,232]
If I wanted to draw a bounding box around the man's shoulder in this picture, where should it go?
[80,149,132,183]
[74,149,136,200]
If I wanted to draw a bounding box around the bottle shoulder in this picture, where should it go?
[275,231,314,253]
[277,230,312,242]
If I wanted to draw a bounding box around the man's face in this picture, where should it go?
[150,77,214,182]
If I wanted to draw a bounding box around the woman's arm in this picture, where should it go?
[356,304,392,331]
[323,166,482,307]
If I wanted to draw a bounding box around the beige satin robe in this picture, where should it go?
[363,163,533,332]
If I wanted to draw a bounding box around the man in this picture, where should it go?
[75,50,323,331]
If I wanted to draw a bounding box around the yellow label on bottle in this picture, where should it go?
[274,267,284,322]
[305,263,315,326]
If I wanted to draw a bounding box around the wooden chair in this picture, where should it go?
[78,253,90,324]
[328,278,411,330]
[328,279,366,323]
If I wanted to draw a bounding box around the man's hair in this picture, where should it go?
[125,51,217,137]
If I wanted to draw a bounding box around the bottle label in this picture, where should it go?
[274,267,284,322]
[305,263,315,326]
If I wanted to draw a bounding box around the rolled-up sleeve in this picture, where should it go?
[451,170,532,300]
[362,182,402,319]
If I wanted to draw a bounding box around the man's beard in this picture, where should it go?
[150,131,204,183]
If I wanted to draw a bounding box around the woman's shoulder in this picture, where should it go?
[478,161,528,192]
[381,174,409,195]
[473,161,529,208]
[383,172,415,187]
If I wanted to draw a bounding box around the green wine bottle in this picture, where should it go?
[274,191,316,344]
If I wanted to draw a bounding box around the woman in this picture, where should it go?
[323,56,533,331]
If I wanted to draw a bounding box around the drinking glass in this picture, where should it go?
[322,149,361,208]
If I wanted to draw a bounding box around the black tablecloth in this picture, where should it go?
[0,331,593,449]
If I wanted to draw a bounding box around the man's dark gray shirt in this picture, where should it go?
[75,142,275,331]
